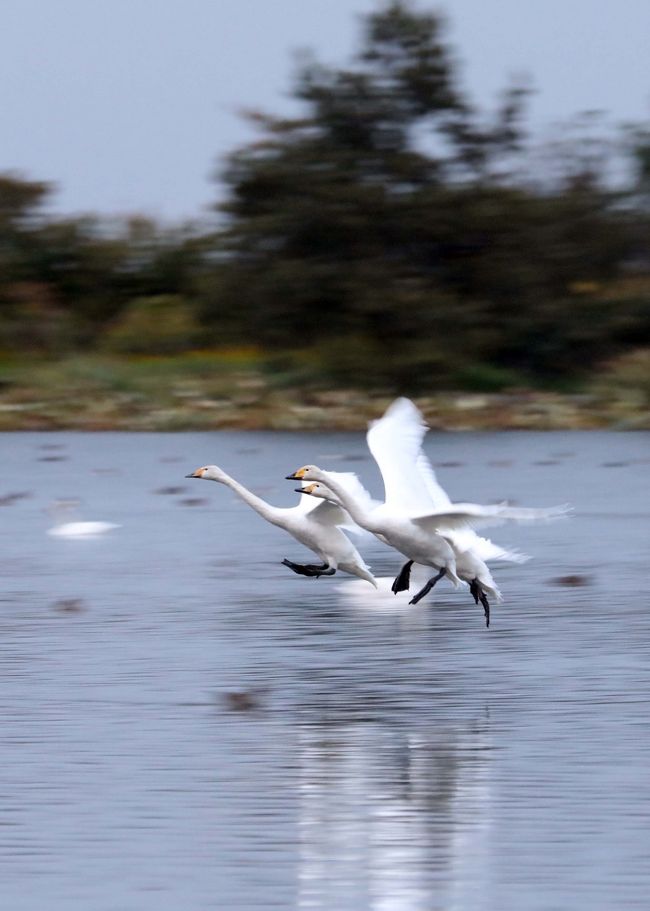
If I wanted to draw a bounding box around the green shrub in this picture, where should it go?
[101,295,199,354]
[593,348,650,404]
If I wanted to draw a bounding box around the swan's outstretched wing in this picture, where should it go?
[323,471,380,513]
[467,535,529,563]
[415,452,452,509]
[294,479,348,526]
[441,528,529,563]
[370,400,529,562]
[366,398,437,515]
[412,502,572,533]
[323,471,382,536]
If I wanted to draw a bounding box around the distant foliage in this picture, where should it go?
[594,348,650,405]
[0,1,649,395]
[102,295,200,354]
[212,1,650,389]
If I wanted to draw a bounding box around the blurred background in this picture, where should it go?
[1,0,649,430]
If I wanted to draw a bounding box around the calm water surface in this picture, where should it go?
[1,431,649,910]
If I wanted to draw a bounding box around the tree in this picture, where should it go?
[212,1,642,389]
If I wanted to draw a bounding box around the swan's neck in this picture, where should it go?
[317,472,373,529]
[216,474,284,525]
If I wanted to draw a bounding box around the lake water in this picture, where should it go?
[1,430,649,911]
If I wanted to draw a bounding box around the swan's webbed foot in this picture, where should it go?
[391,559,414,594]
[281,558,336,578]
[478,590,490,628]
[469,578,490,627]
[409,567,446,605]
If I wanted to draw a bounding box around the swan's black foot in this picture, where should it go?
[281,558,335,578]
[409,567,446,605]
[391,559,414,594]
[478,590,490,628]
[468,577,490,627]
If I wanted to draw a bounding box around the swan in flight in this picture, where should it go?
[185,465,377,587]
[364,397,532,625]
[46,499,121,538]
[297,479,509,625]
[287,398,569,625]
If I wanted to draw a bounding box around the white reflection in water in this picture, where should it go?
[297,720,492,911]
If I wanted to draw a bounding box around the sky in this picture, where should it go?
[2,0,649,221]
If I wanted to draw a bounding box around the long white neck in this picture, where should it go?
[316,471,376,531]
[216,474,285,526]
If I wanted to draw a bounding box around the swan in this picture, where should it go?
[363,397,529,625]
[185,465,377,587]
[287,398,569,624]
[46,499,121,538]
[297,479,507,624]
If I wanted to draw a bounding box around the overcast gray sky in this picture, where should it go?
[2,0,648,220]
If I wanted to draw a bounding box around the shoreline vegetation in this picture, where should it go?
[1,351,647,431]
[2,5,649,428]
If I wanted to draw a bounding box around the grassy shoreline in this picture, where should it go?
[0,353,648,431]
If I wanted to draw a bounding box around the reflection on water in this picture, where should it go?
[297,720,492,911]
[0,430,649,911]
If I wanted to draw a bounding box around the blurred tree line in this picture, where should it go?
[1,1,649,392]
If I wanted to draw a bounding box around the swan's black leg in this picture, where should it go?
[409,568,446,605]
[468,577,490,626]
[391,560,414,594]
[478,590,490,628]
[282,558,336,578]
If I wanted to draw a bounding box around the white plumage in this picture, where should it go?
[288,398,569,624]
[186,465,376,587]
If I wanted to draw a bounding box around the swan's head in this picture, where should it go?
[185,464,224,482]
[285,465,323,482]
[295,481,337,502]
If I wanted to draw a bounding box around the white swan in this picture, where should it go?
[185,465,377,587]
[297,482,529,626]
[287,398,569,625]
[46,500,121,538]
[366,397,529,625]
[297,478,506,624]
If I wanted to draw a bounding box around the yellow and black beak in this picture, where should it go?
[285,468,306,480]
[185,469,203,479]
[296,483,317,495]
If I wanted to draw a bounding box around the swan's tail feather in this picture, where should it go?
[342,562,378,588]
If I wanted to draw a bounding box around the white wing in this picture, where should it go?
[412,502,572,532]
[441,528,529,563]
[415,452,452,509]
[293,480,348,526]
[308,499,351,527]
[315,471,379,536]
[371,403,524,560]
[323,471,380,513]
[294,472,379,530]
[469,535,529,563]
[366,398,571,552]
[366,397,436,515]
